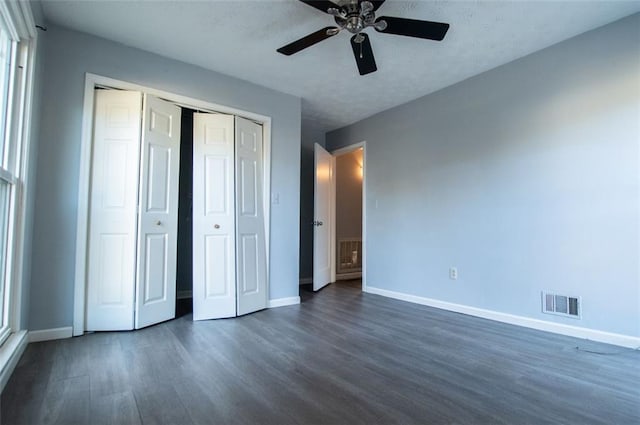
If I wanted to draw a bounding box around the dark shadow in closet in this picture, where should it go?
[176,108,194,317]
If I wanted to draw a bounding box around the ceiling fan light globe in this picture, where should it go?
[327,7,345,18]
[374,20,387,31]
[360,1,374,14]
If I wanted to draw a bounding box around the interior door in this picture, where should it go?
[313,143,334,291]
[192,113,237,320]
[86,90,142,331]
[235,116,268,316]
[135,94,181,329]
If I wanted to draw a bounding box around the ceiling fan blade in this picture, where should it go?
[298,0,340,14]
[375,16,450,41]
[350,33,377,76]
[277,27,339,56]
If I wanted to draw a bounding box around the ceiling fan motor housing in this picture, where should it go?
[332,1,380,35]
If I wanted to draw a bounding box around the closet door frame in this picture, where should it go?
[73,73,272,337]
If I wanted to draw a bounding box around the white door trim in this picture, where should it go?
[73,73,272,336]
[331,142,367,292]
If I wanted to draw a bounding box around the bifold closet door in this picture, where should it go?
[192,114,268,320]
[86,90,142,331]
[235,116,267,316]
[192,113,237,320]
[86,91,181,331]
[135,94,182,328]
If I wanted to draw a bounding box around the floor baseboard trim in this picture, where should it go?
[28,327,73,343]
[366,286,640,348]
[268,296,301,308]
[299,277,312,285]
[0,330,28,392]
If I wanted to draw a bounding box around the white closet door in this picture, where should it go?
[192,113,236,320]
[235,117,268,316]
[86,90,142,331]
[135,94,181,329]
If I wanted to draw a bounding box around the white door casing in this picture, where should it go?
[235,117,268,316]
[134,94,181,329]
[192,113,237,320]
[313,143,335,291]
[86,90,142,331]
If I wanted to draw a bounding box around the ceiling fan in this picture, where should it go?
[277,0,450,76]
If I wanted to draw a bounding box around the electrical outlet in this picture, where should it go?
[449,267,458,280]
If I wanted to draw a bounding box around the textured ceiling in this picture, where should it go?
[40,0,640,142]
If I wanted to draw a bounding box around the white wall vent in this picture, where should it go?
[337,238,362,274]
[541,291,581,319]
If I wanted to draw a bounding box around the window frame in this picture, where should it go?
[0,0,38,347]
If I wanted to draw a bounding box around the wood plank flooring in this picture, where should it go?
[2,281,639,425]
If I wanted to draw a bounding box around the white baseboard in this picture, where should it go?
[177,289,192,300]
[299,277,312,285]
[268,296,300,308]
[366,286,640,349]
[28,326,73,343]
[0,330,28,391]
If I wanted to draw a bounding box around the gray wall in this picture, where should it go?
[335,150,363,246]
[29,25,301,331]
[326,14,640,337]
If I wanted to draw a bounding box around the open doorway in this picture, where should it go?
[334,146,364,291]
[307,141,366,296]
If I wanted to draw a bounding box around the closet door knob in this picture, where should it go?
[214,224,220,229]
[155,220,162,226]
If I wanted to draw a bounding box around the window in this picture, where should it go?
[0,1,37,346]
[0,24,12,159]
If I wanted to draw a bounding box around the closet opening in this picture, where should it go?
[176,108,195,318]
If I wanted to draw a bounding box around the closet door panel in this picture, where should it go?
[240,234,259,294]
[193,113,237,320]
[135,94,181,329]
[204,156,229,213]
[86,90,142,331]
[204,234,230,297]
[146,144,171,211]
[236,117,268,316]
[143,234,168,303]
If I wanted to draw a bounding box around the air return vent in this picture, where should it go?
[337,238,362,274]
[542,291,581,319]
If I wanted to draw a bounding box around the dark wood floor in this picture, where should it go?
[2,281,639,425]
